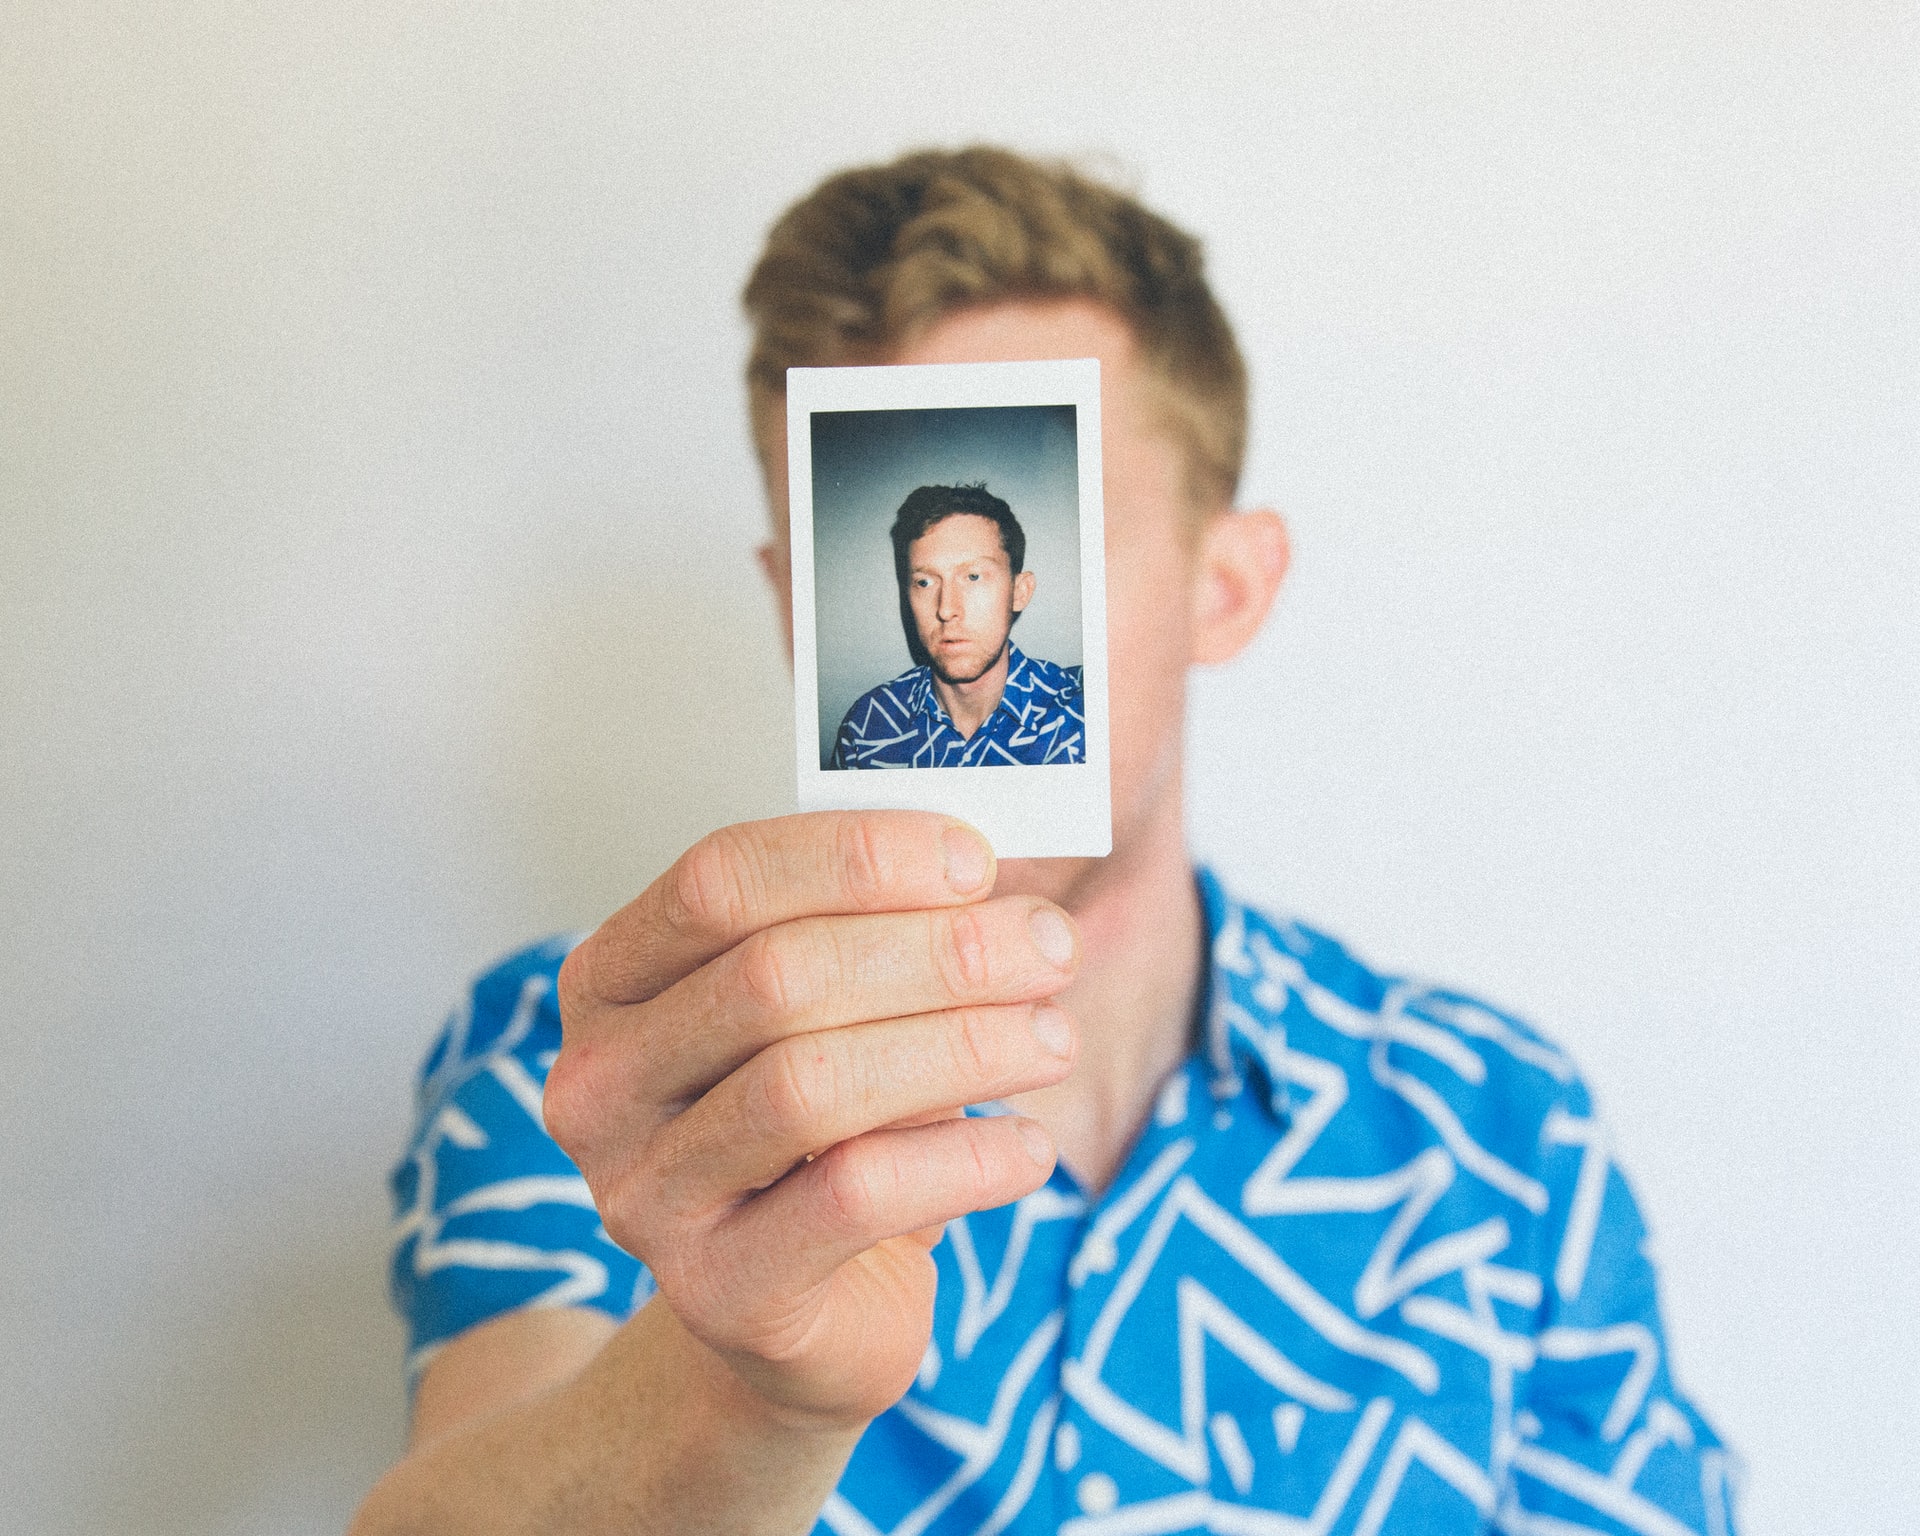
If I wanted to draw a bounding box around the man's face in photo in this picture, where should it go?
[904,512,1037,686]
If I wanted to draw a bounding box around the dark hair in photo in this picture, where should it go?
[888,483,1027,666]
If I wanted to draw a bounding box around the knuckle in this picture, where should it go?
[834,815,892,907]
[556,936,598,1017]
[934,906,991,999]
[814,1143,883,1236]
[539,1047,593,1161]
[950,1007,1001,1084]
[540,1003,663,1166]
[668,829,758,940]
[753,1037,837,1140]
[735,926,812,1017]
[606,1132,709,1268]
[965,1126,998,1195]
[598,1190,652,1261]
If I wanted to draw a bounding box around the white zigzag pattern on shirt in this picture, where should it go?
[836,648,1085,768]
[394,969,608,1379]
[813,897,1719,1534]
[401,899,1732,1535]
[820,1313,1065,1536]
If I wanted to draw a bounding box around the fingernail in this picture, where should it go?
[1015,1117,1054,1166]
[1028,906,1076,969]
[942,825,992,893]
[1032,1003,1073,1058]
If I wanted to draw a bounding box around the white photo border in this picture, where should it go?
[787,359,1111,858]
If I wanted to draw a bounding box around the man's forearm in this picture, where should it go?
[350,1298,862,1536]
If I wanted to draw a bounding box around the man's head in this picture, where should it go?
[745,148,1289,891]
[889,483,1035,684]
[744,147,1247,515]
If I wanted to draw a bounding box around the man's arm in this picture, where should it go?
[406,1308,616,1450]
[352,1300,866,1536]
[351,811,1080,1535]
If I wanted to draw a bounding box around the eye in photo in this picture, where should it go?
[786,360,1110,857]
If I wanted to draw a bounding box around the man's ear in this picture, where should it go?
[1189,508,1289,666]
[757,540,796,665]
[1012,569,1036,613]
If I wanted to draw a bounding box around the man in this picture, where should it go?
[832,482,1085,769]
[354,148,1736,1534]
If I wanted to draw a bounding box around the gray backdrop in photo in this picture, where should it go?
[810,405,1083,766]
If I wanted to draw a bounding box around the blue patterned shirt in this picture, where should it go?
[389,873,1737,1534]
[831,644,1085,768]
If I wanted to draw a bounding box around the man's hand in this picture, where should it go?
[545,810,1079,1430]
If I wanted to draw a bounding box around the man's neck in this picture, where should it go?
[998,777,1205,1196]
[929,645,1011,740]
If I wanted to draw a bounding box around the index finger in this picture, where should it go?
[570,811,996,1007]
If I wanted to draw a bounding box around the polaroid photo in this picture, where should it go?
[787,359,1110,858]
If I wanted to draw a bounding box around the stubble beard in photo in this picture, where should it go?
[925,604,1014,688]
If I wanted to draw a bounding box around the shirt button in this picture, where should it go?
[1076,1472,1118,1515]
[1053,1419,1081,1472]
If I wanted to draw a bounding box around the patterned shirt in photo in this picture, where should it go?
[389,872,1738,1535]
[831,643,1085,768]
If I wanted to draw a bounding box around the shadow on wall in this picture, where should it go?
[75,1217,405,1536]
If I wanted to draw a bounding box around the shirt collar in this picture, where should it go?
[970,870,1295,1137]
[998,643,1039,721]
[1196,866,1295,1127]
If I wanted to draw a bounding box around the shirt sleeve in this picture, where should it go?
[1505,1088,1741,1534]
[387,937,652,1386]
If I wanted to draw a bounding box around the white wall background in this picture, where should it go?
[2,4,1913,1533]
